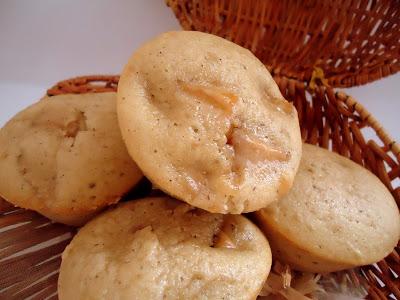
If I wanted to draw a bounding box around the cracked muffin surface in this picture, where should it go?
[58,197,272,300]
[0,92,143,225]
[117,31,302,214]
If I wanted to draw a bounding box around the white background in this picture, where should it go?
[0,0,399,143]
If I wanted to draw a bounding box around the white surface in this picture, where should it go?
[0,0,399,143]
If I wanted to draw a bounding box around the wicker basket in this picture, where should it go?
[1,1,399,298]
[0,74,399,299]
[166,0,400,88]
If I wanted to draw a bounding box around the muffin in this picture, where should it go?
[117,31,302,214]
[255,143,400,272]
[0,92,143,225]
[58,197,272,299]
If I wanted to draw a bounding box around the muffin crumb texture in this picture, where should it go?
[58,197,272,300]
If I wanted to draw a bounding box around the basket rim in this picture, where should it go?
[273,75,400,160]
